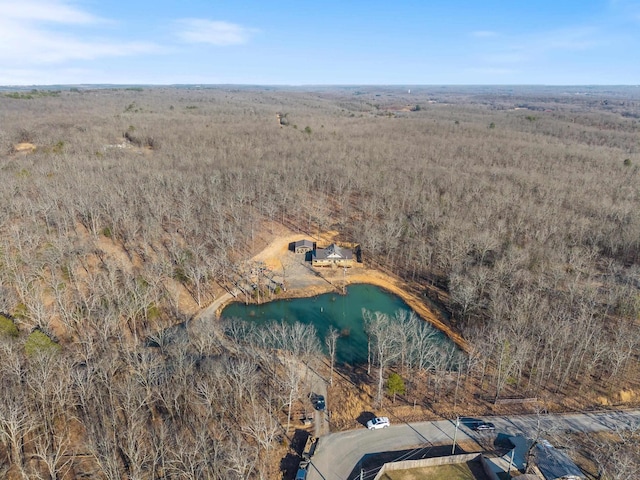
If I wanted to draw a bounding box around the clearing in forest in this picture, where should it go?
[211,227,468,350]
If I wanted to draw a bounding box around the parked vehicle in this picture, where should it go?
[310,393,325,411]
[302,436,317,460]
[295,467,307,480]
[366,416,390,430]
[473,422,495,431]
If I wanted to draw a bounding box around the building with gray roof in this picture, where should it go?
[312,243,353,267]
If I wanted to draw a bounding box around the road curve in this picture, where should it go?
[306,409,640,480]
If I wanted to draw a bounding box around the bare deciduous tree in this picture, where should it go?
[325,326,340,386]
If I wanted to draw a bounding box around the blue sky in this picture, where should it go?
[0,0,639,85]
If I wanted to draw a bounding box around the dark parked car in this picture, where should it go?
[313,394,326,411]
[473,422,495,431]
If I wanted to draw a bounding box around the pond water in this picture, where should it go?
[220,284,454,364]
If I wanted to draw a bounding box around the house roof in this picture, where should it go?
[313,243,353,260]
[294,239,314,249]
[534,440,585,480]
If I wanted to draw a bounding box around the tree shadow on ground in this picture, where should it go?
[357,411,376,427]
[280,430,311,480]
[291,429,311,455]
[336,363,373,392]
[280,453,303,480]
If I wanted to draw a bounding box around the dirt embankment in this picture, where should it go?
[205,229,468,351]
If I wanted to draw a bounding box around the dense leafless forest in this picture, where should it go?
[1,85,639,479]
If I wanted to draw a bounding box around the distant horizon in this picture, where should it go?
[1,1,639,85]
[2,83,639,89]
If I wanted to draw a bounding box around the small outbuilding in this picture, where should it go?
[292,239,314,254]
[312,243,353,267]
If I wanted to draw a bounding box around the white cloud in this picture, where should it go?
[0,0,162,67]
[176,19,256,46]
[0,24,161,63]
[0,0,101,24]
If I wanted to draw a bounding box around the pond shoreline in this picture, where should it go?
[194,230,468,351]
[211,270,469,352]
[221,283,457,364]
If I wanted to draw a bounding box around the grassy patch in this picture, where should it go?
[13,302,28,319]
[61,263,72,281]
[25,330,61,357]
[147,303,161,321]
[53,141,65,154]
[379,461,486,480]
[37,140,66,155]
[0,315,19,338]
[172,265,189,283]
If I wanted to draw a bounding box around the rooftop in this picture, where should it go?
[534,440,585,480]
[313,243,353,260]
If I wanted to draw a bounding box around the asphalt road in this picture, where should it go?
[306,409,640,480]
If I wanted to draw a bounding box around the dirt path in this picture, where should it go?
[194,288,239,323]
[307,365,330,437]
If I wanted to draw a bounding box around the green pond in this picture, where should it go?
[220,284,454,364]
